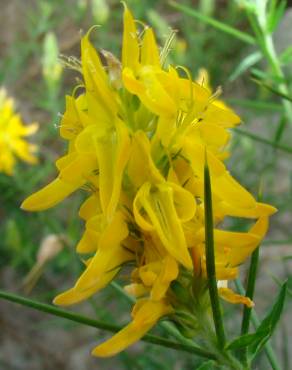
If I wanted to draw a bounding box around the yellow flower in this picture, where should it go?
[0,88,38,175]
[22,6,276,356]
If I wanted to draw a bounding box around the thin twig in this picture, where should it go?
[0,289,216,360]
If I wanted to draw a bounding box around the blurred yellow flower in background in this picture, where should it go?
[0,88,38,175]
[22,6,276,357]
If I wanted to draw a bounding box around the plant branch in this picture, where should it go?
[169,1,256,45]
[204,157,226,349]
[233,128,292,154]
[0,289,216,359]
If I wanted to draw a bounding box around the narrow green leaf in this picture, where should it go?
[204,155,226,349]
[279,46,292,65]
[235,279,282,370]
[197,360,216,369]
[267,0,287,34]
[226,328,270,351]
[271,275,292,298]
[248,281,287,358]
[250,68,286,84]
[229,51,262,81]
[250,75,292,102]
[273,115,287,144]
[168,1,256,45]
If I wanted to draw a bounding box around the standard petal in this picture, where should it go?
[134,182,193,268]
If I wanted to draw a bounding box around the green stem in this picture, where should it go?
[0,289,216,360]
[168,1,256,45]
[235,280,282,370]
[233,128,292,154]
[240,247,260,365]
[226,98,282,112]
[245,6,292,140]
[204,158,226,349]
[241,248,260,335]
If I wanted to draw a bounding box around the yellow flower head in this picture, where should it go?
[0,88,38,175]
[22,6,276,356]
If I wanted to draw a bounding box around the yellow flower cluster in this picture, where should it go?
[22,7,276,357]
[0,88,38,175]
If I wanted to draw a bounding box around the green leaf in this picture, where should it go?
[168,1,256,45]
[273,115,287,144]
[250,68,286,84]
[250,74,292,102]
[197,360,217,369]
[226,328,270,351]
[229,51,262,81]
[267,0,287,34]
[235,279,282,370]
[279,46,292,65]
[248,281,287,358]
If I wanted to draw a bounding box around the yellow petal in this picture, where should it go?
[92,300,173,357]
[75,211,129,291]
[134,182,193,268]
[151,256,179,301]
[60,96,80,140]
[220,217,268,266]
[53,269,117,306]
[81,30,116,121]
[124,283,149,297]
[59,153,97,185]
[122,5,139,71]
[96,119,131,219]
[21,178,81,211]
[76,228,99,253]
[204,102,240,128]
[22,122,39,136]
[124,66,176,116]
[127,131,164,188]
[214,172,255,209]
[218,201,277,218]
[79,195,101,220]
[141,28,160,66]
[219,287,254,307]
